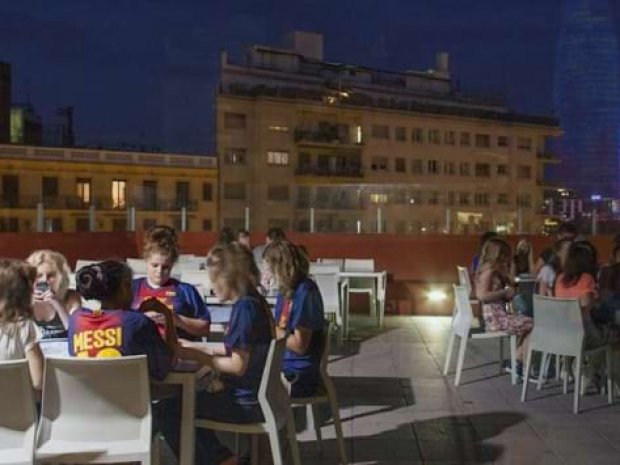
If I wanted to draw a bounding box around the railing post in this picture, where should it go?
[181,207,188,232]
[36,202,44,232]
[445,208,451,234]
[356,219,362,234]
[377,207,383,233]
[89,205,96,232]
[244,206,250,231]
[517,208,523,234]
[310,207,315,233]
[126,206,135,231]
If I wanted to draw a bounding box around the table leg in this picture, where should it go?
[178,377,196,465]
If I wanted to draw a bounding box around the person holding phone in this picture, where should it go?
[27,250,81,339]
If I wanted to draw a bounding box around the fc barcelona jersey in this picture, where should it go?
[131,278,211,341]
[68,308,173,381]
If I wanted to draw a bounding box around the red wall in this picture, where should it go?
[1,232,614,316]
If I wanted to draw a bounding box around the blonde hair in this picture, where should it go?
[26,249,71,300]
[514,239,535,275]
[479,238,512,274]
[0,259,36,325]
[263,240,309,299]
[142,225,179,263]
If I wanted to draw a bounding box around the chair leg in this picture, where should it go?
[537,352,548,391]
[443,331,455,376]
[267,427,284,465]
[308,404,322,456]
[573,355,582,414]
[521,348,533,402]
[607,346,614,405]
[455,336,468,386]
[251,434,259,465]
[510,335,518,385]
[285,410,303,465]
[328,389,348,465]
[555,355,561,381]
[498,337,504,375]
[562,358,569,395]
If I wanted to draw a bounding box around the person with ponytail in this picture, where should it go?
[68,260,177,380]
[264,240,324,397]
[132,225,210,340]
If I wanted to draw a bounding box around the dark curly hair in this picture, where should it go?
[142,225,179,263]
[0,259,36,324]
[77,261,132,301]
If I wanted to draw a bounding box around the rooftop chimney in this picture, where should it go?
[435,52,450,76]
[283,31,324,61]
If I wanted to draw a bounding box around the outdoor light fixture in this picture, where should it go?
[427,289,448,302]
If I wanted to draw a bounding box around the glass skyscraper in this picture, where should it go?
[554,0,620,197]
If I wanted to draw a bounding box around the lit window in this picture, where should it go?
[111,179,127,209]
[354,125,363,144]
[76,178,91,205]
[370,193,388,204]
[224,148,247,165]
[268,125,289,132]
[267,151,290,166]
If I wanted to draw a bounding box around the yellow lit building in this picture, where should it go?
[0,144,217,232]
[217,32,561,234]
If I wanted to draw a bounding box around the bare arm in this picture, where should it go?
[476,270,513,302]
[178,346,250,377]
[283,326,313,355]
[173,314,210,337]
[25,344,44,391]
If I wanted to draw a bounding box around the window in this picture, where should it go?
[497,165,510,176]
[202,219,213,231]
[75,218,90,231]
[0,217,18,232]
[498,136,509,148]
[412,159,423,174]
[460,132,471,146]
[395,126,406,141]
[45,218,63,232]
[517,194,532,208]
[224,112,246,130]
[412,128,424,143]
[76,178,91,205]
[443,161,455,175]
[267,185,289,201]
[517,137,532,151]
[353,125,363,144]
[498,193,509,205]
[444,131,456,145]
[518,165,532,179]
[428,129,441,144]
[475,163,491,177]
[142,180,157,210]
[112,219,126,231]
[459,163,470,176]
[371,156,389,171]
[395,157,406,173]
[111,179,127,209]
[474,193,490,206]
[223,183,246,200]
[2,175,18,207]
[268,125,289,132]
[370,193,388,204]
[176,181,190,207]
[42,177,58,199]
[224,148,247,165]
[371,124,390,139]
[267,151,290,166]
[427,160,440,174]
[446,191,456,206]
[202,183,213,202]
[475,134,491,148]
[428,191,439,205]
[459,192,470,205]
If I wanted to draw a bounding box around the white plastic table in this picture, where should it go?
[338,270,387,337]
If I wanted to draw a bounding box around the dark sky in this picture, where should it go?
[1,0,619,153]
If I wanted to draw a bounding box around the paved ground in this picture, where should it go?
[163,315,620,464]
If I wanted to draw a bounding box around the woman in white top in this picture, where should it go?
[536,239,572,296]
[0,259,43,389]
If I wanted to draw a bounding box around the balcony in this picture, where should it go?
[537,152,560,164]
[0,196,198,211]
[295,198,364,210]
[295,165,364,178]
[294,127,363,147]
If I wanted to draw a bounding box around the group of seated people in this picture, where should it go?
[0,225,325,465]
[470,223,620,385]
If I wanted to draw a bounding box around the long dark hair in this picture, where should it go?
[560,242,597,287]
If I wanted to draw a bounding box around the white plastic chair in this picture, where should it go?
[290,321,347,465]
[0,360,37,465]
[313,273,347,345]
[443,285,517,386]
[36,355,152,464]
[343,259,377,317]
[180,271,212,298]
[126,258,148,276]
[195,338,301,465]
[521,295,614,414]
[310,263,341,276]
[74,259,99,273]
[317,258,344,271]
[177,257,206,272]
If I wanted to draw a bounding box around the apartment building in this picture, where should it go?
[0,144,217,232]
[217,32,561,234]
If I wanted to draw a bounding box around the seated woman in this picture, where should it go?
[536,239,572,297]
[69,261,177,381]
[132,225,210,341]
[0,259,43,390]
[475,238,533,370]
[160,242,275,465]
[26,250,81,339]
[264,240,324,397]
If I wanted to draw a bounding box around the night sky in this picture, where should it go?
[1,0,619,154]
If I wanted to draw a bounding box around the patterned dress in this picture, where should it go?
[479,271,533,335]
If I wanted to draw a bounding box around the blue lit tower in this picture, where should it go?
[553,0,620,198]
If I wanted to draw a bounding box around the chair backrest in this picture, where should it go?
[456,266,472,295]
[344,258,374,272]
[37,356,151,449]
[177,257,206,272]
[532,295,584,356]
[313,273,339,314]
[310,263,341,276]
[452,285,474,338]
[317,258,344,271]
[180,271,212,297]
[126,258,147,275]
[0,360,36,465]
[74,260,99,273]
[257,338,289,429]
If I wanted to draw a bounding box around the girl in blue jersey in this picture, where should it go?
[264,240,325,397]
[159,242,275,465]
[132,225,210,341]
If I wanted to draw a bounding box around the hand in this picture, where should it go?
[276,326,287,340]
[33,289,56,303]
[144,311,166,325]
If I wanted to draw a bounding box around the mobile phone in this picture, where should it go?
[35,281,50,293]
